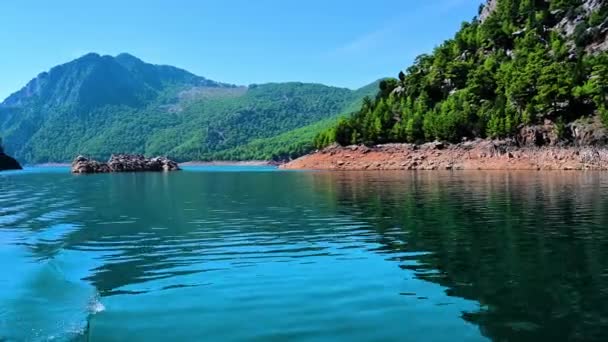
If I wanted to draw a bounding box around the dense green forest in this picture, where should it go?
[0,53,377,163]
[315,0,608,147]
[208,117,345,161]
[205,81,380,161]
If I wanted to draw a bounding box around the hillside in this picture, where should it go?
[315,0,608,148]
[0,54,377,163]
[208,80,382,161]
[210,117,345,161]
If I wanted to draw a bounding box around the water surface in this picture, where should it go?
[1,167,607,341]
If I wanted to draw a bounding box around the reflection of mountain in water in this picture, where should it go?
[309,171,608,342]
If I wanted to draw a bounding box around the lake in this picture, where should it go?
[1,167,607,341]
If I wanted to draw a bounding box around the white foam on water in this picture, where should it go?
[0,246,109,342]
[90,298,106,314]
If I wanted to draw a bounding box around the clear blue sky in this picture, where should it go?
[0,0,481,100]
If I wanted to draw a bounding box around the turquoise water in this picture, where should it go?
[1,167,608,341]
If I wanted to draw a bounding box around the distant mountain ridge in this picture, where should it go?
[0,53,378,163]
[1,53,233,109]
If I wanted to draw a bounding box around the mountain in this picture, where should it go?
[316,0,608,148]
[0,53,378,163]
[2,53,227,109]
[207,79,383,161]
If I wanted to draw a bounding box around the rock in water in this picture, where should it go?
[71,154,180,174]
[71,156,111,174]
[0,152,22,171]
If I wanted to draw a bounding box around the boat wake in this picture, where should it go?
[89,297,106,314]
[0,255,105,342]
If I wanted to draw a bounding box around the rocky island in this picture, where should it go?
[72,154,180,174]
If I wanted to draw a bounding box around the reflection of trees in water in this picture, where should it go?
[11,171,608,341]
[309,171,608,342]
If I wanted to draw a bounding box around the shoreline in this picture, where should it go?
[28,163,71,167]
[28,160,275,168]
[179,160,275,166]
[281,140,608,171]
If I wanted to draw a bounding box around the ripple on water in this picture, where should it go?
[3,170,608,341]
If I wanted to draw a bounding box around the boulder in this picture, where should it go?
[71,154,180,174]
[516,120,561,146]
[568,116,608,146]
[420,141,445,150]
[71,156,111,174]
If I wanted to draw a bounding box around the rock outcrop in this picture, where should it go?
[569,116,608,146]
[72,154,180,174]
[516,120,562,147]
[478,0,498,23]
[479,0,607,54]
[0,152,22,171]
[514,117,608,147]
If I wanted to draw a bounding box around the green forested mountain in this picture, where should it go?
[209,117,344,161]
[207,80,382,161]
[0,53,377,163]
[316,0,608,147]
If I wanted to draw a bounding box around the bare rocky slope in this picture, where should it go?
[281,141,608,171]
[284,116,608,171]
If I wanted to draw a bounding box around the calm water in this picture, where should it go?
[1,167,608,341]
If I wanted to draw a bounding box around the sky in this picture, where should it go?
[0,0,481,100]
